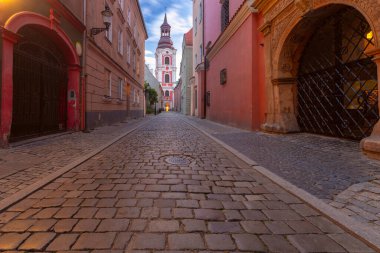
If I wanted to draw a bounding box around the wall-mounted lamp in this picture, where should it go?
[90,6,113,37]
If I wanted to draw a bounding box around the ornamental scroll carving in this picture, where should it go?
[271,7,302,52]
[268,0,380,50]
[314,0,380,38]
[266,0,293,22]
[295,0,313,13]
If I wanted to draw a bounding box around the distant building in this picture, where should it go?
[174,79,182,112]
[155,14,177,111]
[179,28,193,115]
[192,0,204,117]
[144,64,163,114]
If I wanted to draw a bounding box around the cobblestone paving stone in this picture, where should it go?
[0,118,149,200]
[0,113,375,252]
[185,116,380,231]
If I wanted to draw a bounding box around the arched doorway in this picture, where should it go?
[1,12,81,146]
[11,26,68,141]
[297,6,379,140]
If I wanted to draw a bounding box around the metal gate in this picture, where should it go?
[11,26,67,141]
[297,6,379,140]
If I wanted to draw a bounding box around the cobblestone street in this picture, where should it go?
[185,116,380,231]
[0,118,149,201]
[0,114,376,252]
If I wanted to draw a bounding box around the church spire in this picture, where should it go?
[160,13,171,31]
[163,13,168,26]
[158,13,173,49]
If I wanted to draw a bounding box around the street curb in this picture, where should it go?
[0,118,151,212]
[184,118,380,251]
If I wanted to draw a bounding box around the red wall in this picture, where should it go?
[204,0,245,46]
[204,0,221,46]
[205,14,265,130]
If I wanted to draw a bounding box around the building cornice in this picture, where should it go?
[135,0,149,39]
[253,0,278,14]
[206,1,257,62]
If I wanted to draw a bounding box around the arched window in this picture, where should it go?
[165,74,170,83]
[221,0,229,31]
[165,90,170,97]
[165,57,170,65]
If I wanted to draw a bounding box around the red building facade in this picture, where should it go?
[0,0,85,146]
[199,0,266,130]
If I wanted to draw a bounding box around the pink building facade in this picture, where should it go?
[199,0,266,130]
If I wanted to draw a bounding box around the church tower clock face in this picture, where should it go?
[155,13,177,111]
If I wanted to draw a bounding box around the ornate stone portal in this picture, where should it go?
[254,0,380,159]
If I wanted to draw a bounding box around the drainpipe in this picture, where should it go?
[82,0,88,131]
[202,0,207,119]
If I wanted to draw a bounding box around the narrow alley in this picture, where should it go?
[0,114,375,252]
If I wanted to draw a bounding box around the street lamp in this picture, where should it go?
[90,6,113,37]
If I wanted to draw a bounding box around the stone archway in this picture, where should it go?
[261,2,380,137]
[0,11,80,146]
[277,5,378,140]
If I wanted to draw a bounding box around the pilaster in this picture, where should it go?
[361,48,380,160]
[261,78,300,133]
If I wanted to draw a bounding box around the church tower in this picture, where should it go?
[155,13,177,111]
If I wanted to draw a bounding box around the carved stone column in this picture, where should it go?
[259,22,275,131]
[262,78,300,133]
[361,48,380,160]
[0,27,21,147]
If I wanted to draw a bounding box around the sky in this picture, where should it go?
[139,0,193,81]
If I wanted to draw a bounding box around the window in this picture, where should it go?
[105,4,113,42]
[221,0,229,31]
[165,57,170,65]
[127,42,131,64]
[194,18,197,35]
[118,78,123,99]
[127,8,131,25]
[118,0,124,10]
[136,56,140,76]
[165,90,170,97]
[200,44,203,60]
[195,88,198,109]
[137,91,140,104]
[118,29,123,54]
[133,50,136,71]
[206,91,211,106]
[132,87,136,103]
[165,74,170,83]
[199,1,202,23]
[106,69,112,96]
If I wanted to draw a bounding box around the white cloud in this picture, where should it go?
[145,56,156,71]
[141,7,152,17]
[139,0,160,6]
